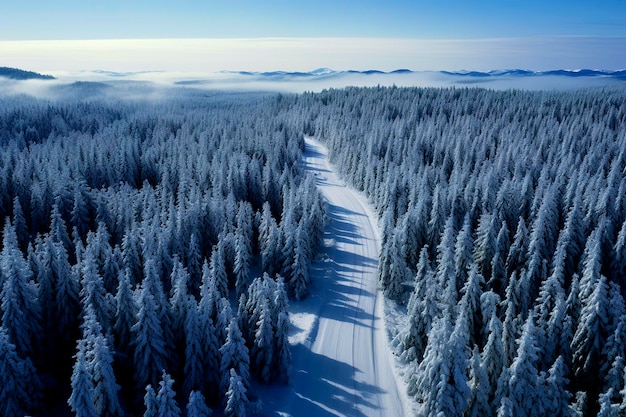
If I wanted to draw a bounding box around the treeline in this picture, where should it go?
[0,93,326,417]
[287,86,626,416]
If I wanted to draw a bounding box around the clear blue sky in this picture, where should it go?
[1,0,625,39]
[1,1,626,73]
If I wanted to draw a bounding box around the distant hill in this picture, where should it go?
[225,67,626,80]
[0,66,55,80]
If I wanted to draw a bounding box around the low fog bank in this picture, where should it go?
[1,69,624,99]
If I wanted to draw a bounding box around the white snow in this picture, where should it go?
[257,138,410,417]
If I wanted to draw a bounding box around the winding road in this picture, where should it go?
[263,138,406,417]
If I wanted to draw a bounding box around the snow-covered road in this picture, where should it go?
[260,138,406,417]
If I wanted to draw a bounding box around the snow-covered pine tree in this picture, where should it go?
[186,390,212,417]
[79,248,113,334]
[499,312,541,417]
[132,283,168,397]
[155,371,181,417]
[90,329,124,417]
[272,276,291,383]
[68,344,98,417]
[210,245,228,300]
[113,268,137,361]
[219,318,250,397]
[0,324,42,417]
[467,346,491,417]
[182,298,203,397]
[454,214,474,293]
[224,369,248,417]
[0,218,41,357]
[252,298,274,383]
[290,225,310,300]
[143,385,157,417]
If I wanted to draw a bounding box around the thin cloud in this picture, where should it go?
[0,37,624,78]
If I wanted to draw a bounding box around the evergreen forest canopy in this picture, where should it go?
[286,86,626,416]
[0,66,55,80]
[0,91,325,416]
[0,84,625,417]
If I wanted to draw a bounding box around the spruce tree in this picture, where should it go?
[186,391,212,417]
[224,369,248,417]
[132,284,168,395]
[0,325,41,417]
[68,345,98,417]
[156,371,181,417]
[290,228,310,300]
[219,318,250,396]
[143,385,158,417]
[467,346,491,417]
[252,298,274,383]
[0,219,41,357]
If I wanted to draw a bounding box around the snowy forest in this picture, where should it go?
[1,84,626,417]
[285,87,626,416]
[0,91,326,416]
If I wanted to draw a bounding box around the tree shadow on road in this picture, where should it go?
[258,344,387,417]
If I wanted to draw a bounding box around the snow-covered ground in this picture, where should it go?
[257,138,409,417]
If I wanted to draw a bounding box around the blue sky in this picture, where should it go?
[1,1,625,72]
[2,0,625,39]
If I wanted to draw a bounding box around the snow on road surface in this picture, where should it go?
[258,138,408,417]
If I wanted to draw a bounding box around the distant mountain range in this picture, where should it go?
[225,68,626,79]
[0,67,55,80]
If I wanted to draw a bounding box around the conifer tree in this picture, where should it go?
[156,371,181,417]
[143,385,157,417]
[500,312,541,417]
[224,369,248,417]
[0,325,41,417]
[122,230,143,284]
[80,249,113,333]
[1,218,41,357]
[541,356,572,416]
[273,309,292,383]
[132,284,168,395]
[72,186,92,241]
[290,227,310,300]
[234,227,251,299]
[186,232,203,293]
[597,388,620,417]
[401,246,435,361]
[434,216,458,314]
[12,197,28,252]
[183,298,203,397]
[482,310,505,397]
[169,256,191,351]
[69,346,98,417]
[114,268,137,358]
[50,202,73,257]
[252,298,274,383]
[490,221,509,295]
[51,238,81,348]
[273,277,292,383]
[260,210,281,276]
[90,330,124,417]
[572,275,610,385]
[506,217,528,276]
[467,346,491,417]
[210,245,228,299]
[474,213,498,281]
[454,214,474,292]
[186,391,212,417]
[220,318,250,396]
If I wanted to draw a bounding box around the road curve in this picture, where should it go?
[276,137,406,417]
